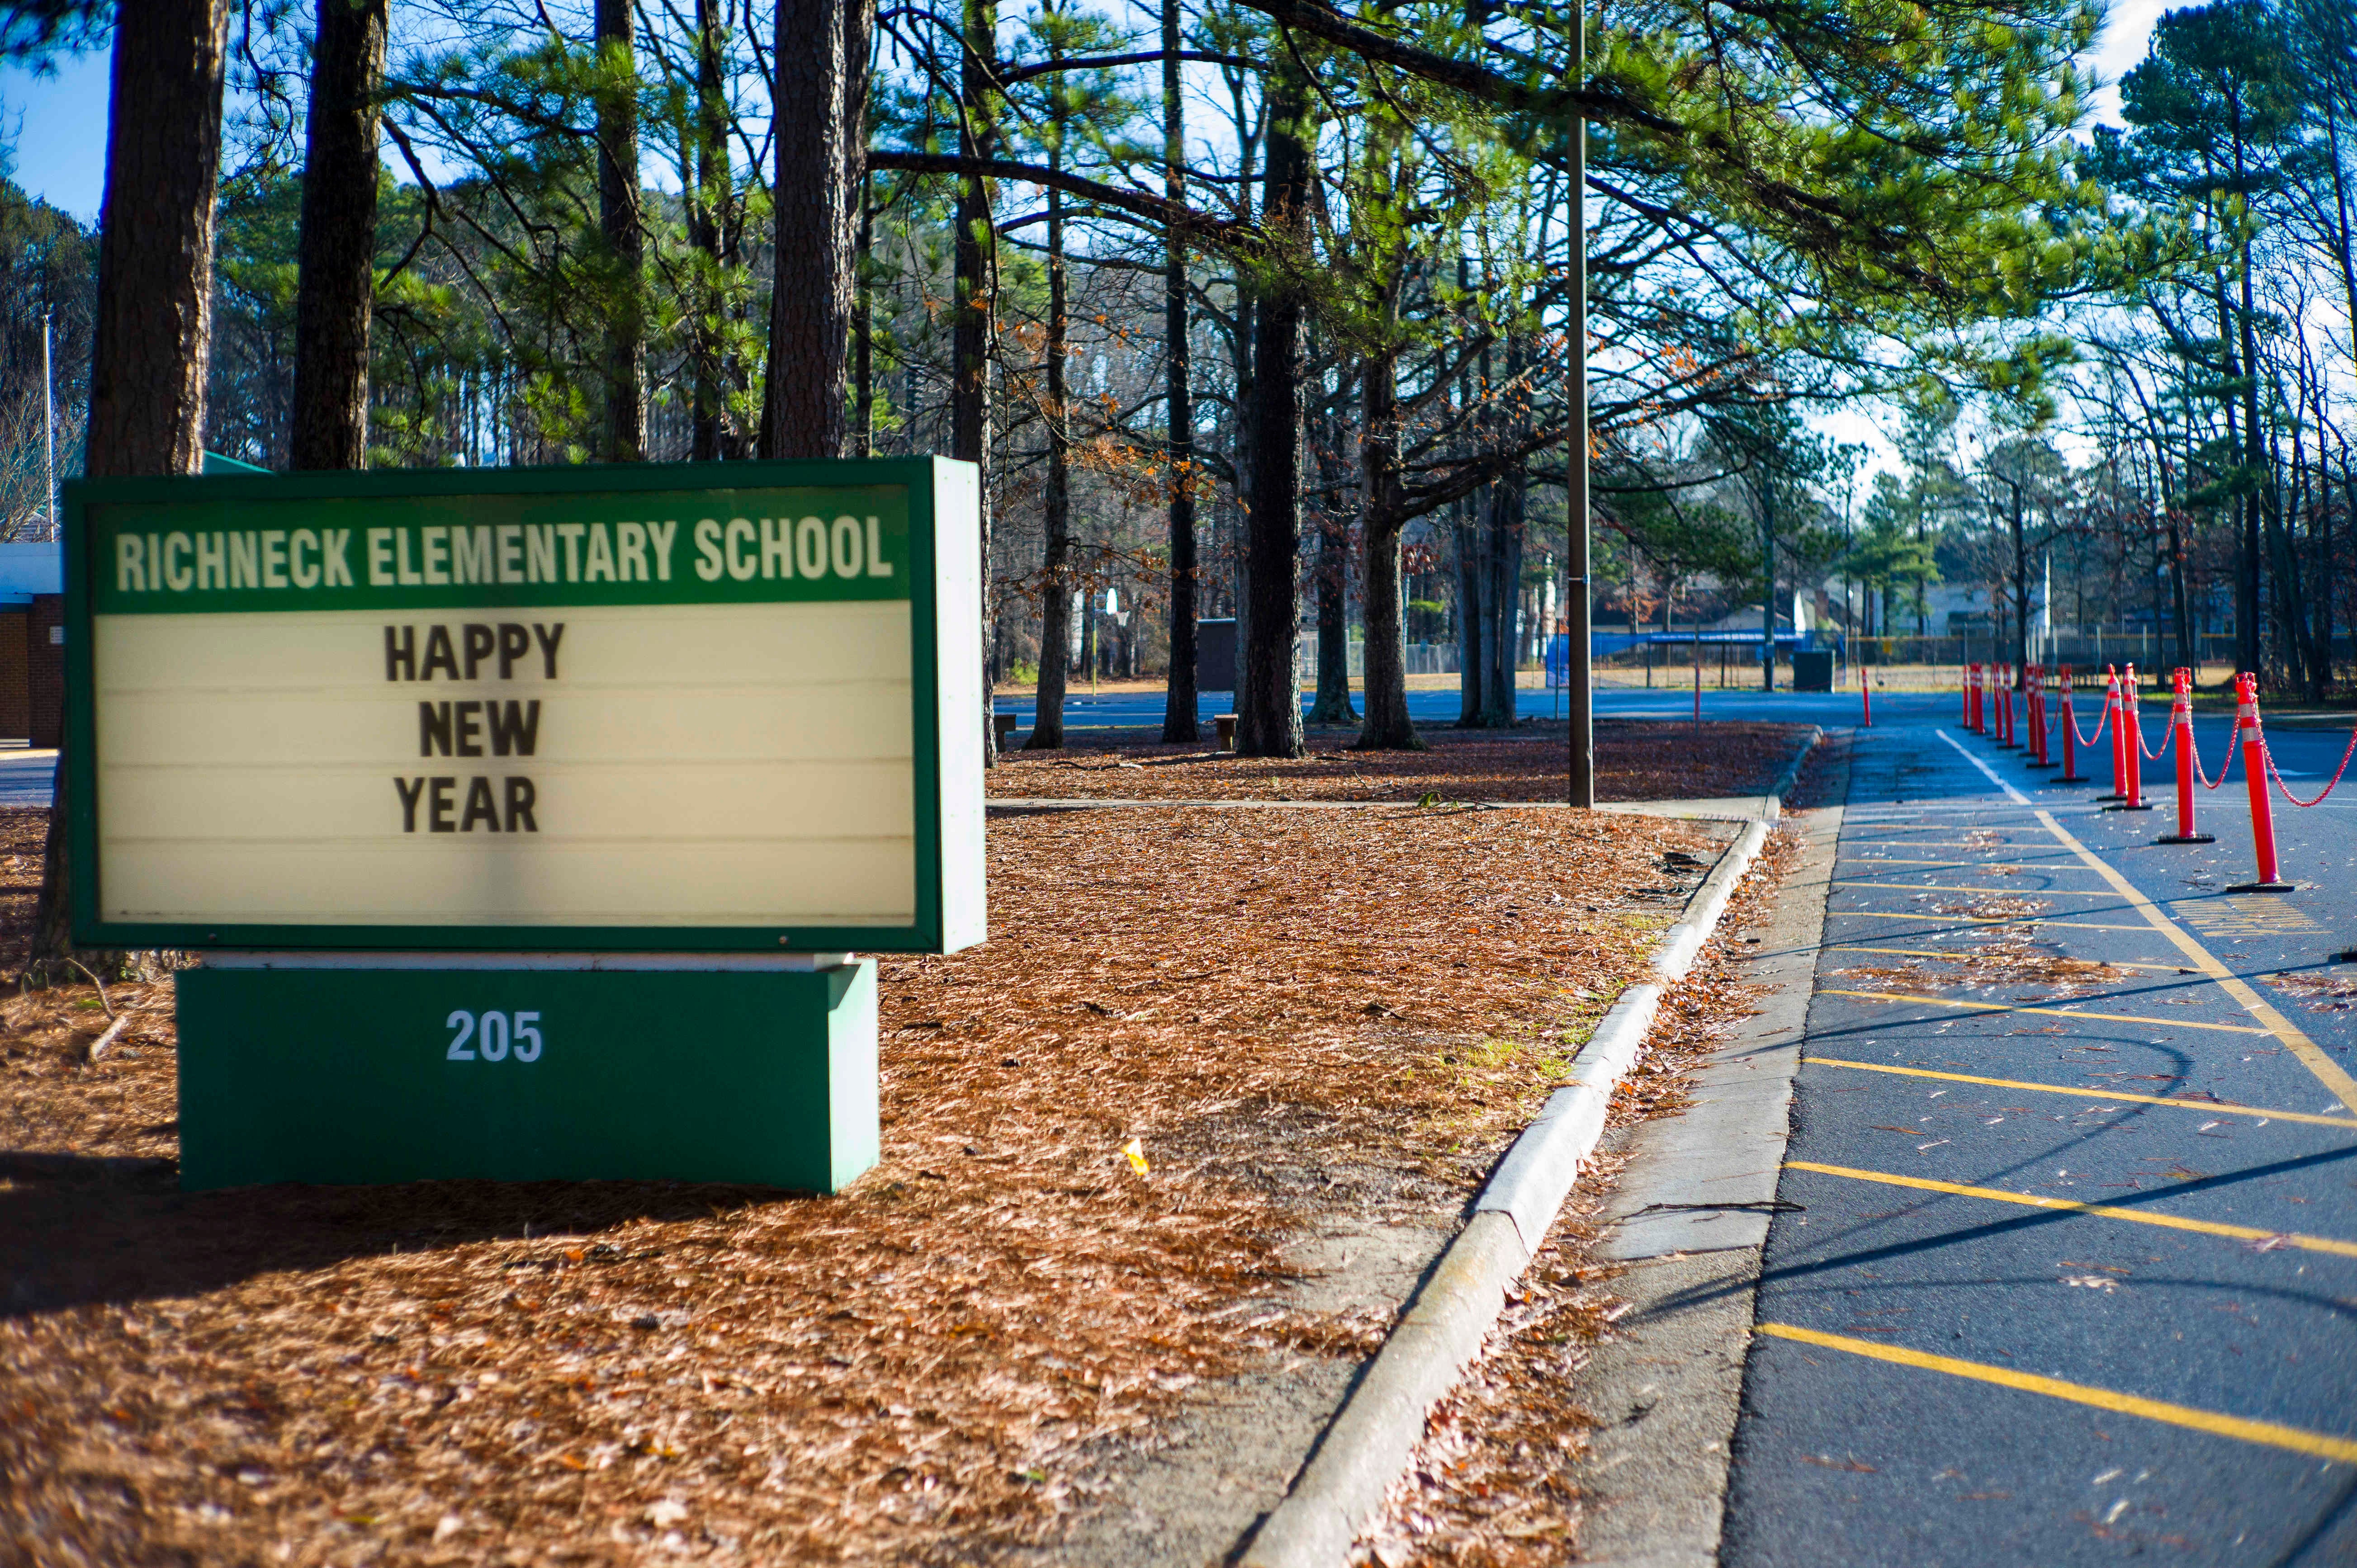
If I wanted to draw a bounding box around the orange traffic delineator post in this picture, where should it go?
[2229,672,2294,891]
[1859,663,1873,727]
[2106,662,2153,811]
[2096,666,2129,802]
[2056,666,2089,784]
[2026,665,2053,768]
[2156,666,2214,844]
[1961,663,1973,729]
[2000,663,2021,749]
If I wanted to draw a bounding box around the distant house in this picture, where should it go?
[0,541,62,746]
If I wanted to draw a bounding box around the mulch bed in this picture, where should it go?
[0,807,48,974]
[1,800,1732,1566]
[989,721,1814,803]
[1352,816,1802,1567]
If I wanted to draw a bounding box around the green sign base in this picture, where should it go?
[175,960,878,1193]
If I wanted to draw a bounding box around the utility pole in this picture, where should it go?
[41,311,57,538]
[1565,8,1592,808]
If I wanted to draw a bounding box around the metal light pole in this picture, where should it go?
[1565,7,1592,808]
[41,311,58,539]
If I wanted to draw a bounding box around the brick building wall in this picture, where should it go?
[0,609,27,740]
[29,594,62,750]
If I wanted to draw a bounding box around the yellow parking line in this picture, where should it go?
[1828,946,2187,973]
[1836,910,2160,933]
[2036,811,2357,1110]
[1756,1323,2357,1464]
[1834,881,2118,897]
[1824,988,2271,1035]
[1846,841,2066,850]
[1805,1056,2357,1130]
[1839,858,2106,871]
[1785,1158,2357,1259]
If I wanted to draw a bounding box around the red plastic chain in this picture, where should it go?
[2263,727,2357,809]
[2190,716,2237,791]
[2068,692,2110,750]
[2131,700,2167,761]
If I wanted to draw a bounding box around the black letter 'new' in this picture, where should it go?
[486,700,541,756]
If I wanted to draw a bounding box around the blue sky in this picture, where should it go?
[2,2,2172,223]
[1,46,109,222]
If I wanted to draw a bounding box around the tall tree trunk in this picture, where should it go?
[2214,279,2260,677]
[1759,472,1777,691]
[1307,411,1356,723]
[2316,390,2336,693]
[594,0,644,461]
[86,3,229,482]
[289,0,387,471]
[2009,491,2029,677]
[1235,50,1309,759]
[1025,168,1072,750]
[689,0,730,461]
[1455,501,1484,721]
[1355,346,1420,750]
[1453,257,1483,725]
[762,0,861,459]
[2147,428,2194,672]
[38,0,232,973]
[1481,468,1524,724]
[1159,0,1198,743]
[847,0,875,456]
[1478,331,1524,724]
[953,0,1000,764]
[853,185,874,456]
[1218,70,1259,704]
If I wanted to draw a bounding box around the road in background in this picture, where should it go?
[0,750,54,808]
[994,685,1900,732]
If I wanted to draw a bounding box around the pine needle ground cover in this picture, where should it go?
[987,720,1813,802]
[1,798,1729,1566]
[1351,821,1801,1567]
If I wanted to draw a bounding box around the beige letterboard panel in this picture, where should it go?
[91,601,916,926]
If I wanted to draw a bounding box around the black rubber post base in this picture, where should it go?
[2025,761,2056,770]
[2056,772,2089,784]
[2104,801,2156,812]
[2333,950,2357,965]
[2155,833,2216,845]
[2093,793,2125,803]
[2228,880,2298,893]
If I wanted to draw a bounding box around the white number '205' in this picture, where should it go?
[445,1010,544,1063]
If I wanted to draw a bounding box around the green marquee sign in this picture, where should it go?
[64,457,987,956]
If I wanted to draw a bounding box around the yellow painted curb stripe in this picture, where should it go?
[1835,910,2159,933]
[1784,1158,2357,1259]
[1805,1055,2357,1130]
[1755,1322,2357,1464]
[1828,946,2186,973]
[1835,881,2120,897]
[2035,811,2357,1110]
[1824,988,2270,1036]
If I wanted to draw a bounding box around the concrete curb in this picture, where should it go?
[1760,723,1822,822]
[1236,737,1807,1568]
